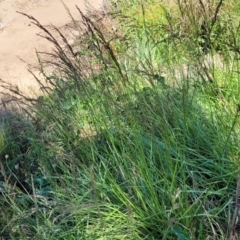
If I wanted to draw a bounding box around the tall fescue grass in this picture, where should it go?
[0,0,240,239]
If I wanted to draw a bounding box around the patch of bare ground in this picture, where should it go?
[0,0,104,114]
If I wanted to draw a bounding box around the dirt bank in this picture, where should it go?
[0,0,103,97]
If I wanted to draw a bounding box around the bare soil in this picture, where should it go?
[0,0,103,98]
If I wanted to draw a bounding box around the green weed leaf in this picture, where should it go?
[171,226,191,240]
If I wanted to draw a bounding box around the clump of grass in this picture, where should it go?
[0,0,240,239]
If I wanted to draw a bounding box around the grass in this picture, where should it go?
[0,0,240,239]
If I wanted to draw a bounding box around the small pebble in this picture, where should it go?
[0,22,5,30]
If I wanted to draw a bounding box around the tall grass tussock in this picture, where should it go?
[0,0,240,239]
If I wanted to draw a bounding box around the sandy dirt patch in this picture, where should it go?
[0,0,103,97]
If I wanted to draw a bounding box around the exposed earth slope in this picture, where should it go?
[0,0,103,96]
